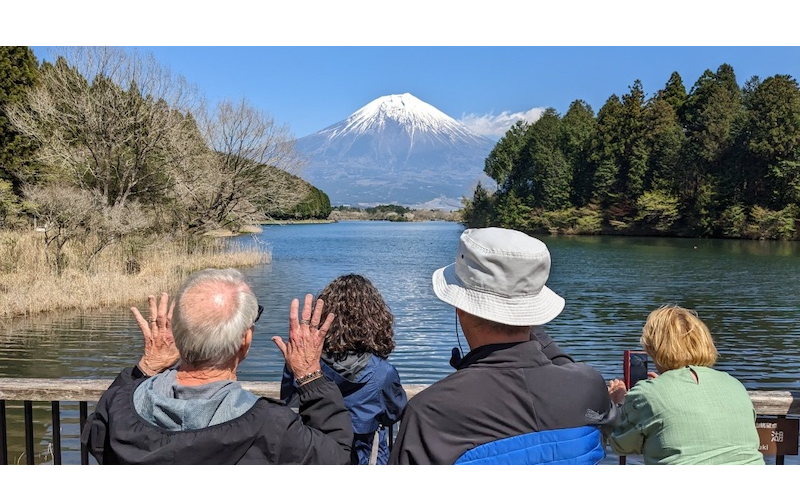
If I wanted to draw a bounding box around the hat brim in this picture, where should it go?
[432,263,565,326]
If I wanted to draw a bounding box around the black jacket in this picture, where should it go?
[388,338,615,465]
[80,366,354,464]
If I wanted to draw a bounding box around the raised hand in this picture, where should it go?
[607,378,627,405]
[132,292,180,376]
[272,294,335,379]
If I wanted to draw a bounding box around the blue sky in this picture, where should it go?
[29,46,800,141]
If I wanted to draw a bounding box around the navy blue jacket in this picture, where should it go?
[282,354,407,464]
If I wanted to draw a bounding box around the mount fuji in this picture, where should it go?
[294,93,495,209]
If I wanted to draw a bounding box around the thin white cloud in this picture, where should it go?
[460,107,546,139]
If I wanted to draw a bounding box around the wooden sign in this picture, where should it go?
[755,417,799,456]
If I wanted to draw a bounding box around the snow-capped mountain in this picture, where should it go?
[295,93,495,209]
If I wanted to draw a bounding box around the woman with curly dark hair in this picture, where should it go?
[280,274,407,465]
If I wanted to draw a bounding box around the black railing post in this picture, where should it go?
[80,401,89,465]
[51,401,62,465]
[24,400,34,465]
[0,400,7,465]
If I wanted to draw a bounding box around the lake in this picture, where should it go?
[1,220,799,464]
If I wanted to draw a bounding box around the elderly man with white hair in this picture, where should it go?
[81,268,353,464]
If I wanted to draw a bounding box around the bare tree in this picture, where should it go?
[25,185,95,275]
[8,47,310,240]
[171,98,309,234]
[6,46,202,210]
[81,198,151,271]
[24,184,151,274]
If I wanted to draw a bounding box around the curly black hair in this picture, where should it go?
[317,274,396,359]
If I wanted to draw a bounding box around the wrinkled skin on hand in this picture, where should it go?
[132,292,180,376]
[272,294,335,378]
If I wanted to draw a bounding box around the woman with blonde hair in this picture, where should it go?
[607,304,764,464]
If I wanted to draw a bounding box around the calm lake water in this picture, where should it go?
[2,220,799,464]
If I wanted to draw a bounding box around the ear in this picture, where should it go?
[239,327,253,360]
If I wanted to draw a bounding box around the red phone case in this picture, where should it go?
[623,350,648,390]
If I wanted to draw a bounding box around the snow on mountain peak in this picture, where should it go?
[295,92,496,208]
[324,92,481,141]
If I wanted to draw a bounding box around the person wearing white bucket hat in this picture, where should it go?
[389,227,617,465]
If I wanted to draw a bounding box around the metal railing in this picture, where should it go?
[0,378,797,465]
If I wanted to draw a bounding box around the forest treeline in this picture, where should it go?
[462,64,800,240]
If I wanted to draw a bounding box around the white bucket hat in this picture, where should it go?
[432,227,565,326]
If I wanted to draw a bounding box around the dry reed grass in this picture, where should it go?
[0,230,271,319]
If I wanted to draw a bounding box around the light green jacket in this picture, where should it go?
[608,365,764,465]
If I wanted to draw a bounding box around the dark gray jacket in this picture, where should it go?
[389,338,616,465]
[80,366,354,464]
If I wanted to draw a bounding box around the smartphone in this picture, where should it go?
[623,350,648,390]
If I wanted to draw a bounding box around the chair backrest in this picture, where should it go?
[454,425,605,465]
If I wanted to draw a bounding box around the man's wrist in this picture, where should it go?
[295,369,324,386]
[132,363,150,379]
[136,357,163,377]
[137,356,179,376]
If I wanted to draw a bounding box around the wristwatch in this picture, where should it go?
[132,364,151,379]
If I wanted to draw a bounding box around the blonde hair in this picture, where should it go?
[640,304,718,371]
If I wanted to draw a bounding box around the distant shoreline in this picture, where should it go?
[213,217,462,235]
[258,219,336,225]
[205,221,334,237]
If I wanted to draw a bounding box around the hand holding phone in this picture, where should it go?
[623,350,648,390]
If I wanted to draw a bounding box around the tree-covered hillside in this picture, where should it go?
[463,65,800,240]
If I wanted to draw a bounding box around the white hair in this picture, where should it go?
[172,268,259,368]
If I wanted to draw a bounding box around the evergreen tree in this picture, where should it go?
[515,108,571,210]
[484,120,529,188]
[0,46,40,194]
[289,186,332,219]
[659,71,688,122]
[680,65,743,234]
[495,188,530,229]
[560,100,596,207]
[619,80,649,204]
[742,74,800,208]
[463,182,494,228]
[636,90,686,234]
[589,94,625,208]
[645,97,685,194]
